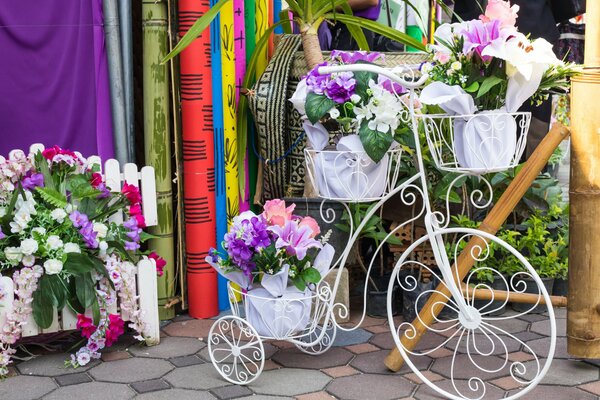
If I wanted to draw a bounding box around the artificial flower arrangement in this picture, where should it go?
[417,0,579,170]
[0,146,165,377]
[206,199,334,337]
[290,50,413,165]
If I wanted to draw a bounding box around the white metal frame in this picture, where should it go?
[0,144,161,345]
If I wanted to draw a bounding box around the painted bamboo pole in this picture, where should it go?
[567,0,600,358]
[119,0,136,163]
[142,0,176,321]
[104,0,129,164]
[245,0,259,209]
[234,0,249,212]
[254,0,269,75]
[384,123,570,371]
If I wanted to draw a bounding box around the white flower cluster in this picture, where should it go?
[9,191,37,234]
[353,80,405,134]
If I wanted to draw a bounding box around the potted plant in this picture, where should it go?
[206,199,335,337]
[0,147,164,377]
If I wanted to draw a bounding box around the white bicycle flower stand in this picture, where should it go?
[208,65,556,400]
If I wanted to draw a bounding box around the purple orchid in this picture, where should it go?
[305,62,329,95]
[378,76,407,95]
[325,71,356,103]
[331,50,384,64]
[268,220,322,261]
[79,223,99,248]
[461,19,507,62]
[21,173,44,191]
[0,226,5,240]
[96,183,111,199]
[69,210,89,228]
[124,241,140,251]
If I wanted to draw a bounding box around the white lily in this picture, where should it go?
[289,78,308,115]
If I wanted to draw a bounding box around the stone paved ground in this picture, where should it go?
[1,304,599,400]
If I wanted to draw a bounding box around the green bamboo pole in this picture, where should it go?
[142,0,176,320]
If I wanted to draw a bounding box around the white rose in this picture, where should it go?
[46,235,64,250]
[65,204,74,213]
[22,255,35,267]
[289,78,308,115]
[32,227,46,235]
[4,247,22,263]
[451,61,462,71]
[421,63,433,74]
[20,238,39,256]
[92,223,108,239]
[329,107,340,119]
[50,208,67,223]
[43,259,63,275]
[63,243,81,253]
[350,94,361,104]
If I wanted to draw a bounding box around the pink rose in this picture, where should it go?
[433,52,451,64]
[262,199,295,227]
[299,216,321,238]
[480,0,519,28]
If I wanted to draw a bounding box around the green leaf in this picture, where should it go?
[107,240,135,263]
[67,174,100,200]
[32,277,55,329]
[293,275,307,292]
[64,253,96,275]
[91,299,101,326]
[139,231,159,243]
[75,274,96,309]
[46,275,67,309]
[463,81,479,93]
[476,76,504,99]
[305,92,336,124]
[353,68,377,100]
[358,120,394,163]
[301,267,321,284]
[36,187,67,208]
[34,151,56,191]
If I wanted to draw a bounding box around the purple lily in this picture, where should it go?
[268,220,322,261]
[461,19,507,62]
[21,173,44,191]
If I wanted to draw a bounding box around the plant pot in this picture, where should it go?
[552,277,568,297]
[366,272,402,318]
[511,277,554,314]
[472,276,507,317]
[400,271,456,322]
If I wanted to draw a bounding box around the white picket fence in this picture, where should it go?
[0,144,161,345]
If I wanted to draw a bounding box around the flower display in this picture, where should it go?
[290,50,413,163]
[0,146,162,377]
[207,199,330,292]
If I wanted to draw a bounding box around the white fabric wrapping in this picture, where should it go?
[313,243,335,280]
[261,264,290,297]
[303,120,330,151]
[245,286,312,338]
[313,135,389,199]
[205,258,252,290]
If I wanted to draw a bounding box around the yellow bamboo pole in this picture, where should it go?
[461,283,568,308]
[567,0,600,358]
[384,123,570,371]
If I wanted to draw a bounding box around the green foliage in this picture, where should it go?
[32,276,55,329]
[336,203,401,246]
[358,121,394,164]
[306,92,336,124]
[36,187,67,208]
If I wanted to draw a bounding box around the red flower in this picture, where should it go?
[90,172,103,188]
[42,145,60,160]
[76,314,97,339]
[122,183,142,204]
[105,314,125,347]
[149,252,167,276]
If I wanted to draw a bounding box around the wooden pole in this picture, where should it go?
[142,0,176,320]
[461,283,568,308]
[384,123,570,371]
[567,0,600,358]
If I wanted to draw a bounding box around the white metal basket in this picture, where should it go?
[418,112,531,175]
[304,147,403,202]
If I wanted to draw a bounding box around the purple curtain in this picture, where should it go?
[0,0,114,159]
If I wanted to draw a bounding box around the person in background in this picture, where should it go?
[452,0,559,158]
[318,0,381,50]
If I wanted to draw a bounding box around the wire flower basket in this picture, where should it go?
[418,111,531,175]
[304,147,403,202]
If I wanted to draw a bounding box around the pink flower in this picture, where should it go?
[122,183,142,204]
[90,172,103,188]
[433,52,451,64]
[298,216,320,239]
[269,220,322,260]
[76,314,97,339]
[262,199,295,227]
[480,0,519,28]
[149,252,167,276]
[106,314,125,347]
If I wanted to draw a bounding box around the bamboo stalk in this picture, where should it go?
[142,0,176,321]
[384,123,570,371]
[567,0,600,358]
[300,26,324,70]
[460,282,567,308]
[119,0,136,163]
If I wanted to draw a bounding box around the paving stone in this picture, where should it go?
[248,368,331,396]
[89,358,173,383]
[295,391,335,400]
[482,317,529,333]
[345,314,386,328]
[553,308,566,319]
[509,385,596,400]
[16,353,99,377]
[134,388,216,400]
[0,375,56,400]
[211,384,253,399]
[164,364,227,390]
[522,358,599,385]
[414,378,505,400]
[579,380,600,395]
[271,347,353,370]
[263,359,282,371]
[130,336,206,359]
[327,373,414,400]
[199,342,278,363]
[491,375,525,390]
[101,350,132,362]
[171,314,194,322]
[508,351,536,363]
[331,329,372,347]
[518,313,548,323]
[55,372,92,386]
[431,354,508,380]
[428,348,453,359]
[321,365,359,378]
[444,332,520,355]
[162,319,215,338]
[236,396,293,400]
[350,349,431,375]
[43,381,135,400]
[531,318,565,337]
[526,337,569,359]
[169,355,204,367]
[131,379,171,394]
[345,343,379,354]
[403,370,444,384]
[364,324,390,334]
[513,330,544,342]
[271,340,295,349]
